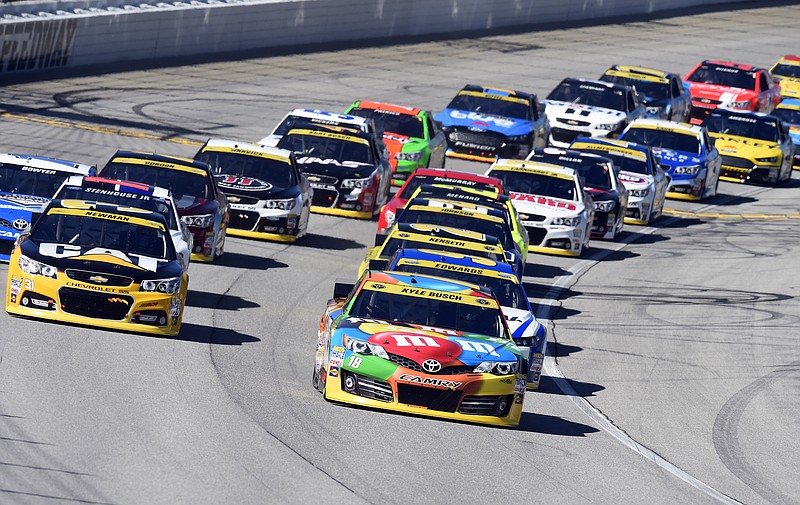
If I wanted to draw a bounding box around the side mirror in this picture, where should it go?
[368,259,389,271]
[374,233,388,247]
[332,279,355,300]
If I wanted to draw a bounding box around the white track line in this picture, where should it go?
[531,186,772,504]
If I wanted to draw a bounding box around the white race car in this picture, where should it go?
[485,158,593,257]
[570,138,669,226]
[544,77,646,148]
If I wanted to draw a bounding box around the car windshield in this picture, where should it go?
[528,153,614,190]
[381,236,501,263]
[446,94,531,120]
[547,81,627,111]
[685,64,756,90]
[772,107,800,125]
[31,212,172,260]
[392,262,528,310]
[0,164,72,198]
[349,108,425,138]
[349,287,507,338]
[398,175,498,199]
[55,186,178,231]
[101,163,210,209]
[622,128,701,154]
[601,76,669,101]
[705,114,779,142]
[277,133,373,164]
[772,63,800,79]
[396,208,513,250]
[491,171,576,200]
[196,151,294,187]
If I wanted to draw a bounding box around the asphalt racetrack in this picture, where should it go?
[1,3,799,504]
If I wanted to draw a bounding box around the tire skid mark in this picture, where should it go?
[712,362,800,505]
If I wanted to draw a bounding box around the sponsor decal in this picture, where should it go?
[452,338,500,357]
[449,110,515,128]
[422,359,442,373]
[510,193,578,211]
[346,356,363,369]
[0,19,78,73]
[0,230,20,238]
[0,193,49,206]
[10,276,22,295]
[217,176,273,192]
[107,297,129,305]
[296,156,371,169]
[398,374,463,389]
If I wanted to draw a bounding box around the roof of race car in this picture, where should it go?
[106,151,212,175]
[603,65,673,83]
[43,198,169,230]
[202,138,293,162]
[359,269,496,301]
[706,107,776,122]
[0,153,95,175]
[570,137,650,160]
[283,125,372,145]
[403,199,506,223]
[390,248,518,281]
[411,183,509,206]
[554,77,630,93]
[527,147,613,164]
[61,175,171,199]
[385,222,502,249]
[350,100,423,116]
[699,60,761,72]
[488,158,577,180]
[776,98,800,111]
[626,118,703,136]
[458,84,534,103]
[282,109,369,130]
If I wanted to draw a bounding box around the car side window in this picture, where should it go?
[425,115,437,139]
[627,92,636,112]
[759,73,769,92]
[671,78,682,97]
[530,101,539,121]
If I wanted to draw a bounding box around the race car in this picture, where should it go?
[485,159,594,257]
[5,200,188,336]
[402,184,528,265]
[683,60,781,125]
[391,197,524,276]
[313,270,526,427]
[543,77,646,147]
[194,139,312,242]
[569,137,669,226]
[377,168,504,233]
[259,109,374,146]
[53,176,193,269]
[99,151,228,262]
[275,124,392,219]
[771,98,800,168]
[0,154,95,261]
[359,223,509,279]
[434,84,550,161]
[770,55,800,99]
[619,119,721,200]
[345,100,447,185]
[704,108,794,185]
[599,65,691,122]
[526,148,628,240]
[384,248,547,390]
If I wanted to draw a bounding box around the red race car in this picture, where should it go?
[376,168,505,233]
[683,60,781,124]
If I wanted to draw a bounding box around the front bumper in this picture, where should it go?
[719,156,780,184]
[666,174,706,201]
[309,182,377,219]
[324,367,524,428]
[523,222,585,257]
[6,273,185,336]
[590,210,620,240]
[624,195,655,225]
[227,207,303,242]
[444,128,529,162]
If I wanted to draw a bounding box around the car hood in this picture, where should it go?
[23,238,182,275]
[214,175,299,200]
[0,191,50,212]
[383,133,426,156]
[334,316,520,365]
[509,192,585,216]
[296,157,377,179]
[687,82,757,101]
[434,108,533,136]
[711,134,780,154]
[778,78,800,99]
[651,147,703,166]
[585,187,618,202]
[618,171,653,189]
[544,100,626,122]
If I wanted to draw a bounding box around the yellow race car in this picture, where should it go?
[6,199,189,336]
[704,108,794,185]
[771,54,800,99]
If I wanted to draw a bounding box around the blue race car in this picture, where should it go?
[619,118,721,200]
[771,98,800,169]
[382,247,547,390]
[0,154,95,261]
[434,84,550,162]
